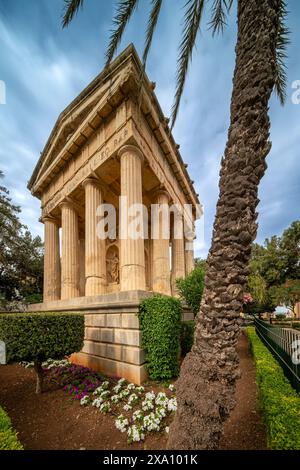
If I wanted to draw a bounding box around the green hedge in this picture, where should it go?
[138,295,182,380]
[247,327,300,450]
[0,406,23,450]
[180,321,195,356]
[0,312,84,363]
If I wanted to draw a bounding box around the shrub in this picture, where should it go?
[0,406,23,450]
[176,264,205,315]
[138,295,182,380]
[247,327,300,450]
[0,312,84,393]
[180,321,195,356]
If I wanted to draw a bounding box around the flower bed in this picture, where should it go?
[22,359,176,444]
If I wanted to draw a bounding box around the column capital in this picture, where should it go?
[153,188,170,204]
[82,177,101,190]
[41,215,60,225]
[59,198,81,215]
[118,144,144,163]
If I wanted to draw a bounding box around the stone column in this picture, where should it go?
[119,144,146,291]
[60,201,80,299]
[152,190,171,295]
[171,210,185,296]
[83,178,106,295]
[79,238,85,296]
[43,216,61,301]
[185,235,195,275]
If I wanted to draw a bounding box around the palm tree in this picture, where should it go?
[62,0,289,449]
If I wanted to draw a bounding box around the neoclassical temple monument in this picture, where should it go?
[28,45,201,383]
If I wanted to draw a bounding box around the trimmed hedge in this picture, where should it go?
[180,321,195,356]
[0,312,84,363]
[138,295,182,380]
[247,327,300,450]
[0,312,84,393]
[0,406,23,450]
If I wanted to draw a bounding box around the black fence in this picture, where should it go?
[254,317,300,393]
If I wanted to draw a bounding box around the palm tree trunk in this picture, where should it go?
[168,0,281,449]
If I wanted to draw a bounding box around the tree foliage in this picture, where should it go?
[248,220,300,312]
[0,172,43,305]
[176,261,205,315]
[270,279,300,316]
[0,312,84,393]
[62,0,288,128]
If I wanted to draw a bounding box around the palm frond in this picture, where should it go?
[62,0,84,28]
[105,0,138,67]
[171,0,205,128]
[209,0,233,36]
[274,0,289,105]
[142,0,163,66]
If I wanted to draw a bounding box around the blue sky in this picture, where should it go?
[0,0,299,258]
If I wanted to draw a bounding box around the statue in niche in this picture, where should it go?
[107,248,119,283]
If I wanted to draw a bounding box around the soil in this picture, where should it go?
[0,330,267,450]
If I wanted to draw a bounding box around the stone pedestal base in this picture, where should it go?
[27,290,194,384]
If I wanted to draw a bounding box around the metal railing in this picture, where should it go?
[254,317,300,393]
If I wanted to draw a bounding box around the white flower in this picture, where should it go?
[128,393,139,405]
[127,425,145,443]
[100,390,110,399]
[115,414,129,433]
[135,386,145,394]
[80,395,90,406]
[123,404,132,412]
[111,395,121,404]
[118,378,127,386]
[142,399,154,411]
[167,397,177,411]
[119,389,130,398]
[132,410,144,422]
[143,413,160,432]
[101,381,110,390]
[156,406,167,418]
[92,397,103,408]
[165,426,169,434]
[168,384,175,392]
[127,383,136,391]
[145,391,155,401]
[113,384,122,394]
[99,402,111,413]
[155,392,168,406]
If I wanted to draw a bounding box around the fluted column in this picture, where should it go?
[83,178,106,295]
[119,144,146,291]
[60,201,80,299]
[152,190,171,295]
[79,238,85,296]
[185,235,195,275]
[43,216,61,301]
[171,211,185,296]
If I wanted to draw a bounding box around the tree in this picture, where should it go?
[62,0,289,449]
[0,313,84,393]
[248,221,300,313]
[270,279,300,319]
[280,221,300,280]
[0,172,43,305]
[176,263,205,315]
